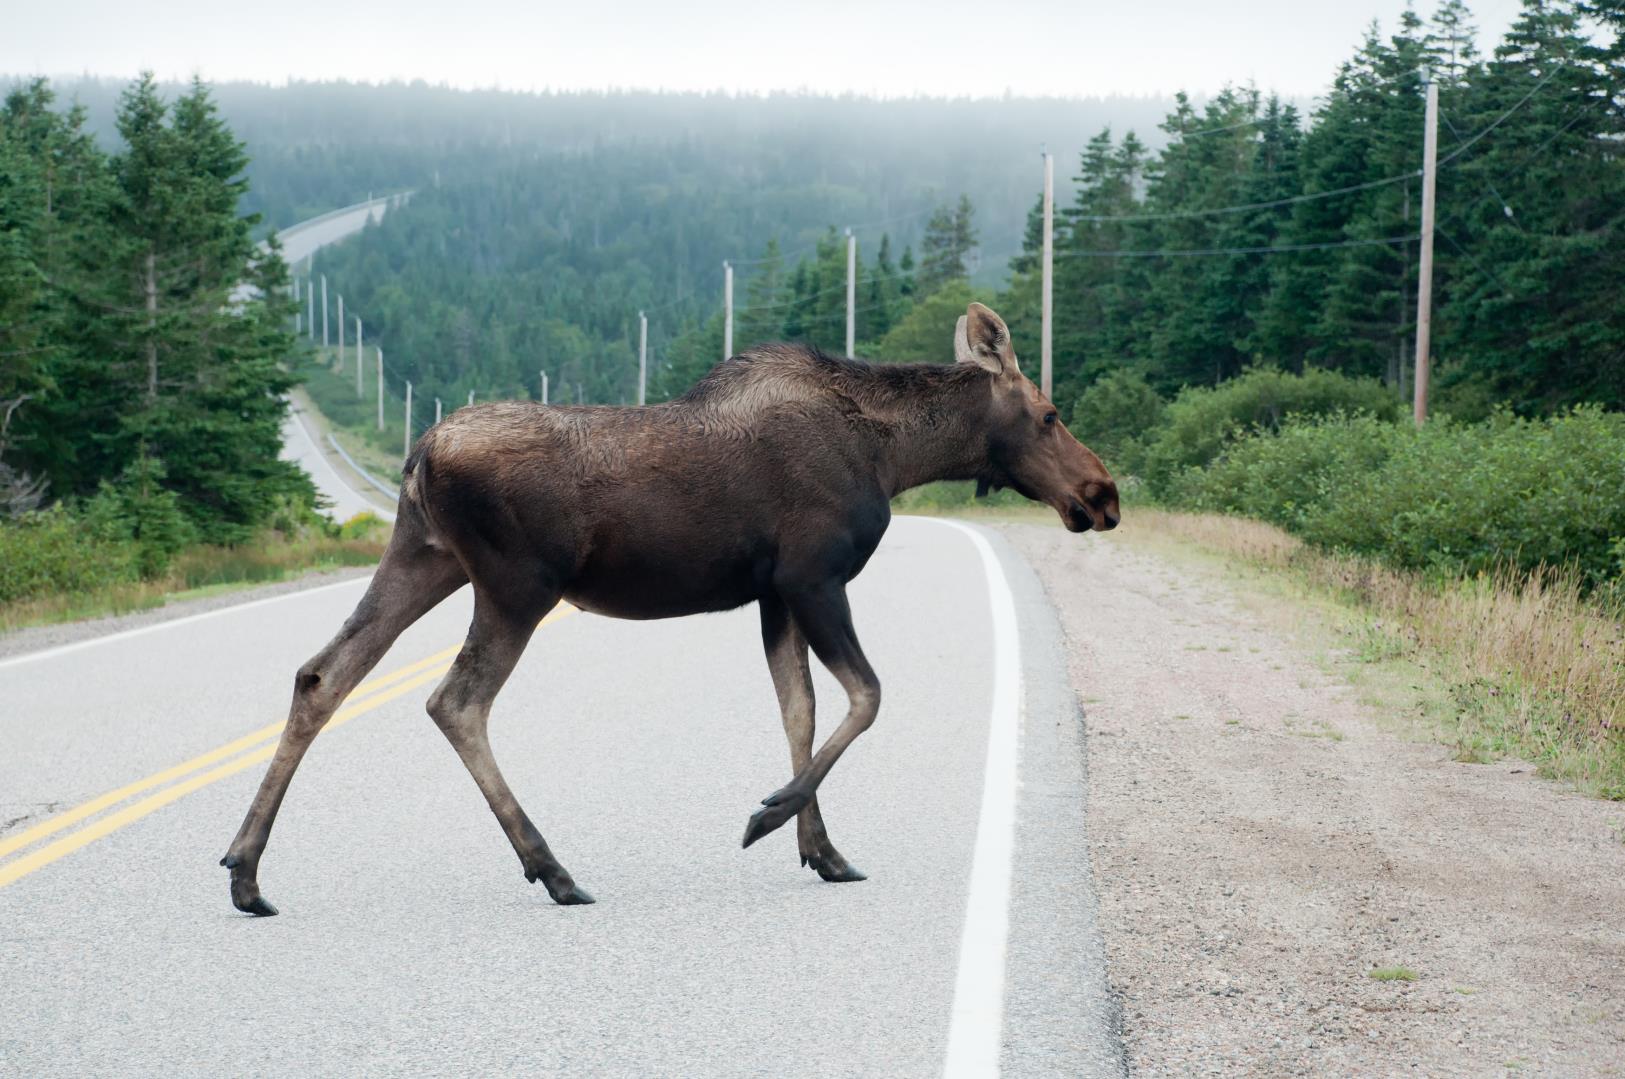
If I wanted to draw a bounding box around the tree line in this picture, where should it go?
[1040,0,1623,415]
[684,0,1621,419]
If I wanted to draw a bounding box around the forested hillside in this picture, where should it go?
[298,0,1620,420]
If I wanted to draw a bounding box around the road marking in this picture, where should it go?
[0,605,576,889]
[0,642,454,862]
[0,574,374,671]
[930,519,1023,1079]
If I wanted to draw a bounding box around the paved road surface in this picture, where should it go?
[0,517,1122,1077]
[278,197,397,270]
[280,404,397,523]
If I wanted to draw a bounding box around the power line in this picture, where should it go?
[1057,233,1418,259]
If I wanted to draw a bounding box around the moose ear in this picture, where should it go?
[953,315,978,367]
[958,302,1014,375]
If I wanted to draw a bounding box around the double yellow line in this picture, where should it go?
[0,604,577,890]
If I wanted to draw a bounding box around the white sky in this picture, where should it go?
[5,0,1530,99]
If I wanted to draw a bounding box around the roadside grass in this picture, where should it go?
[1115,508,1625,800]
[1369,967,1419,982]
[295,350,411,486]
[0,516,389,634]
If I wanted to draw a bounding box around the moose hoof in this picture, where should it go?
[807,855,867,883]
[742,787,809,849]
[527,867,596,906]
[221,853,280,917]
[550,884,596,906]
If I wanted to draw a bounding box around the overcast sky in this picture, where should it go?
[6,0,1530,100]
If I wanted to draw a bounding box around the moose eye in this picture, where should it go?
[1043,411,1057,426]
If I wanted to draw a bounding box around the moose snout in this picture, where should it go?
[1070,480,1119,533]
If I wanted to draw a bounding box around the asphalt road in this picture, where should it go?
[280,403,397,523]
[0,516,1123,1077]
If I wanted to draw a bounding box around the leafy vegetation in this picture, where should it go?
[1166,407,1625,589]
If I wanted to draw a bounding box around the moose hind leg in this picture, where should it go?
[221,539,467,916]
[427,594,593,906]
[743,582,880,856]
[758,595,865,883]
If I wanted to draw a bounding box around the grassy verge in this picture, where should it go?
[296,347,412,485]
[0,519,389,634]
[1119,508,1625,800]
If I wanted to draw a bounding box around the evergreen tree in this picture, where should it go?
[1435,0,1625,410]
[916,195,977,296]
[2,75,310,541]
[737,238,785,350]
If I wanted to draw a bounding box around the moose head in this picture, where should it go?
[955,302,1120,533]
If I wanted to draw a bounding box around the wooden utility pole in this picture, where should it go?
[1413,74,1439,425]
[638,310,648,406]
[320,275,329,348]
[1041,150,1055,399]
[336,295,345,370]
[355,317,364,397]
[845,228,857,358]
[723,261,734,361]
[403,381,412,459]
[376,348,384,431]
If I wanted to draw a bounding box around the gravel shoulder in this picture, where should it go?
[999,520,1625,1078]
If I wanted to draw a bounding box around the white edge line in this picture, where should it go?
[926,517,1023,1079]
[0,574,373,672]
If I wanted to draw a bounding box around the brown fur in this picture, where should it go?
[221,303,1118,912]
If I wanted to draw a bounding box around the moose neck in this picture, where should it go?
[860,364,994,496]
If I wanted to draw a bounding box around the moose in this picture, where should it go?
[221,302,1118,914]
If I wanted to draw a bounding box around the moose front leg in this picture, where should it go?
[757,595,866,882]
[743,582,880,859]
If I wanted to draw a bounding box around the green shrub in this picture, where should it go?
[1067,368,1166,474]
[1168,412,1409,533]
[1140,367,1401,493]
[1171,406,1625,589]
[80,455,198,577]
[0,506,141,603]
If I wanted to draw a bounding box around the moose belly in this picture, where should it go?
[563,526,770,621]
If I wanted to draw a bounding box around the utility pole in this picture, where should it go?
[435,398,442,424]
[355,317,364,397]
[468,389,475,407]
[376,348,384,431]
[336,295,345,371]
[845,228,857,358]
[1041,149,1055,400]
[638,310,648,406]
[293,279,302,335]
[320,275,329,348]
[1413,72,1439,426]
[540,370,549,404]
[404,381,413,460]
[307,280,315,341]
[723,261,734,361]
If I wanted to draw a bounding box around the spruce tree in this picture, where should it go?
[916,195,977,296]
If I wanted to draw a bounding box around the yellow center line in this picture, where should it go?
[0,603,578,887]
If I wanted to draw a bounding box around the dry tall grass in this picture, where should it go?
[1128,508,1625,798]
